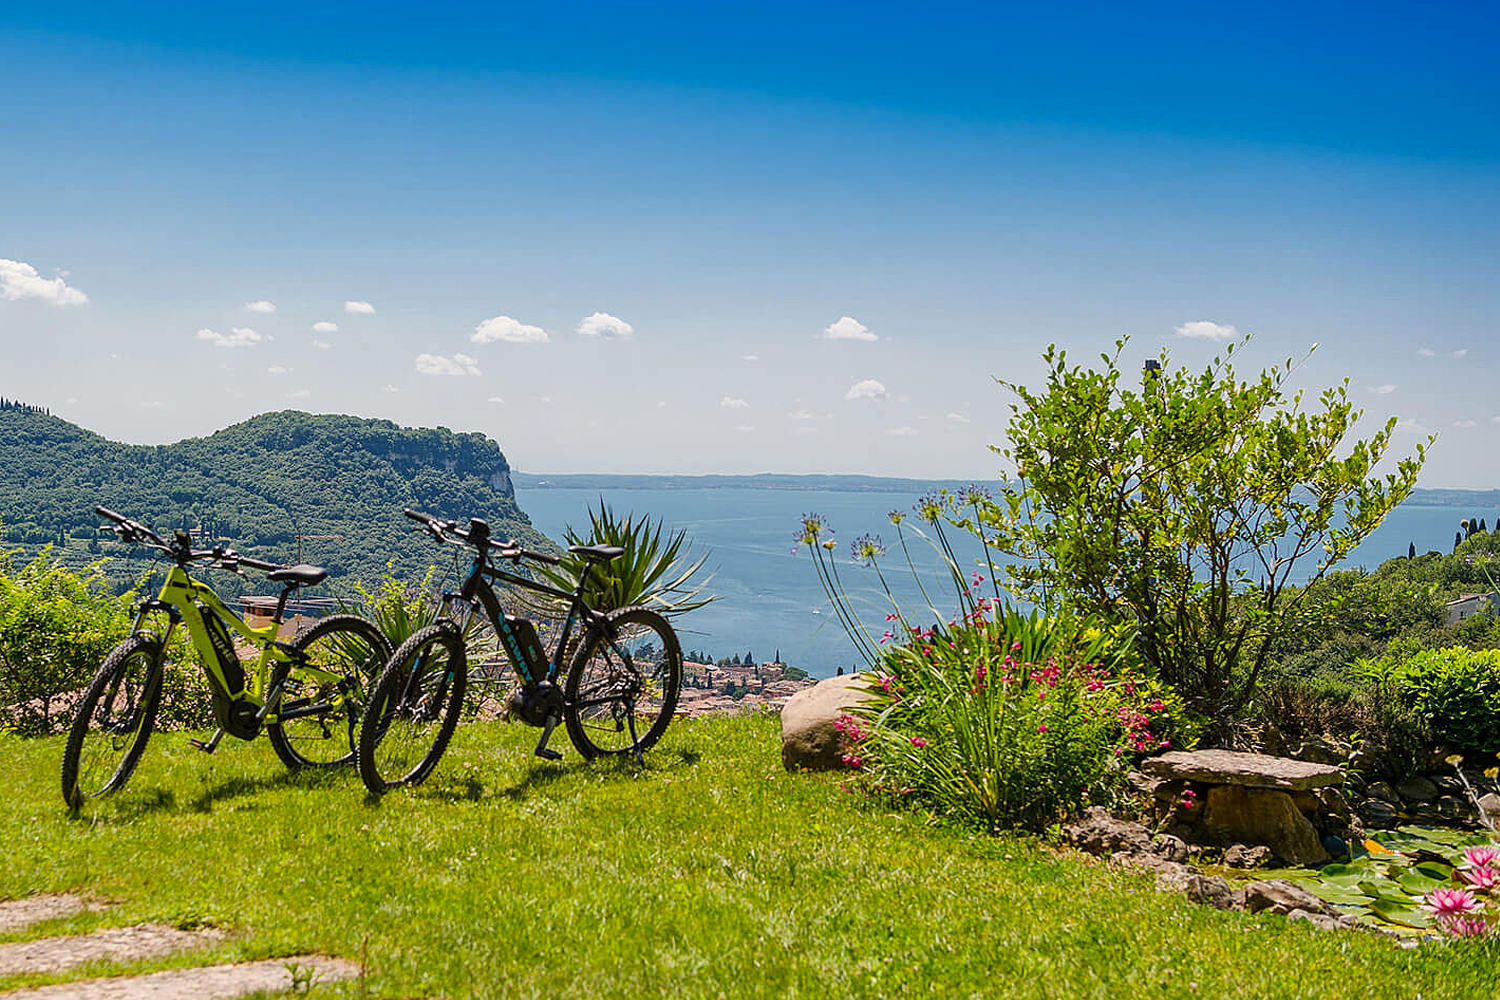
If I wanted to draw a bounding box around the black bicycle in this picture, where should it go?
[356,509,683,792]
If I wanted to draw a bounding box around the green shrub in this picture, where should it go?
[851,605,1198,832]
[1367,647,1500,755]
[0,548,134,735]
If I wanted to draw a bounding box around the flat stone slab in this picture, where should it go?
[0,925,223,976]
[1141,750,1342,790]
[1,955,360,999]
[0,898,99,936]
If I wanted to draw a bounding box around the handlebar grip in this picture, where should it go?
[239,556,279,571]
[522,548,563,565]
[96,506,127,523]
[404,509,430,523]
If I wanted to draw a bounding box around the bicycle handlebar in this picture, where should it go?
[97,505,289,576]
[404,509,562,564]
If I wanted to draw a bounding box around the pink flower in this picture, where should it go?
[1440,916,1492,938]
[1461,846,1500,870]
[1460,865,1500,891]
[909,736,929,748]
[1037,724,1048,733]
[1423,888,1482,917]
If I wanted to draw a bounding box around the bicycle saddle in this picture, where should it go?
[268,564,330,587]
[567,544,625,563]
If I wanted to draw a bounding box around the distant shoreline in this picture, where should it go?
[514,474,1500,506]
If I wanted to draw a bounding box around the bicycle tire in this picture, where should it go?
[563,606,682,759]
[61,635,164,810]
[357,621,467,793]
[267,614,391,770]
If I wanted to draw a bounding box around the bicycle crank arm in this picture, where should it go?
[533,714,563,761]
[188,728,227,754]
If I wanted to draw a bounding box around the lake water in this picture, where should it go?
[516,484,1491,679]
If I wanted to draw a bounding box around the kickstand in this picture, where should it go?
[534,714,563,761]
[188,728,226,754]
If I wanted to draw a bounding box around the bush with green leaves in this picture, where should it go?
[0,548,135,735]
[1361,646,1500,755]
[848,604,1196,832]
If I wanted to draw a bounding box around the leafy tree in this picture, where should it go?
[980,338,1427,721]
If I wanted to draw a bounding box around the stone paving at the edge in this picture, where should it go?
[0,956,361,1000]
[0,894,360,998]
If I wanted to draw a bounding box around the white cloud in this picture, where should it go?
[538,394,553,404]
[1491,415,1500,424]
[414,352,482,376]
[845,378,888,401]
[382,384,399,393]
[887,426,919,437]
[195,327,265,349]
[742,354,759,362]
[244,300,276,314]
[1175,320,1238,341]
[472,315,549,344]
[577,312,634,339]
[721,396,750,409]
[312,321,338,333]
[1455,419,1479,428]
[823,316,876,341]
[286,389,311,400]
[487,395,505,404]
[0,259,88,305]
[344,300,375,314]
[1369,384,1397,395]
[790,408,815,420]
[311,339,332,350]
[267,365,290,375]
[1418,348,1436,357]
[946,412,971,423]
[138,400,165,409]
[1452,348,1469,359]
[1395,417,1429,434]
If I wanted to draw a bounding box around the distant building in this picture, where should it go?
[1445,593,1496,626]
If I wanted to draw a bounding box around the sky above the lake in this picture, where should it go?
[2,2,1498,483]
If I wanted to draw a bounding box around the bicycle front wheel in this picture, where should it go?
[61,635,163,810]
[268,614,391,770]
[563,606,682,759]
[357,622,467,793]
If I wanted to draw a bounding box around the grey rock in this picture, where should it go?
[1360,798,1399,827]
[1367,781,1398,804]
[1396,775,1438,803]
[1151,834,1191,863]
[1289,738,1349,766]
[1480,792,1500,818]
[1185,874,1240,910]
[780,674,875,771]
[1286,908,1355,932]
[1223,844,1273,869]
[1430,775,1465,796]
[1436,795,1467,819]
[1141,750,1343,791]
[1064,806,1153,857]
[1242,880,1340,917]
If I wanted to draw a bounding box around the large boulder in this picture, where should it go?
[1201,786,1330,865]
[1062,805,1153,856]
[780,674,876,771]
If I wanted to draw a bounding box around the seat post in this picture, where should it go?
[273,584,297,625]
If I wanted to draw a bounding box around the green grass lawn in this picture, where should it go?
[2,711,1496,999]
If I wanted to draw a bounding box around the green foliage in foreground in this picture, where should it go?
[1359,647,1500,755]
[1,714,1496,999]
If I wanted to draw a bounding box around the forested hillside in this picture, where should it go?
[0,404,550,596]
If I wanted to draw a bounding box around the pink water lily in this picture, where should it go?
[1440,915,1493,938]
[1460,865,1500,891]
[1423,887,1482,917]
[1460,845,1500,870]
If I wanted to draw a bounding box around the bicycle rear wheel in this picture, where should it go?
[357,621,467,793]
[268,614,391,770]
[61,635,163,810]
[563,606,682,759]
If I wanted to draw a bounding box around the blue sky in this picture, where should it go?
[2,2,1497,481]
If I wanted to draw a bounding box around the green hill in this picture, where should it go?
[0,403,550,596]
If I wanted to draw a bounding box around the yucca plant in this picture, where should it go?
[531,501,716,617]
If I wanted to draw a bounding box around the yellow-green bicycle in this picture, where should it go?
[61,506,391,810]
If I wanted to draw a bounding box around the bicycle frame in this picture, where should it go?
[135,564,347,721]
[448,552,605,687]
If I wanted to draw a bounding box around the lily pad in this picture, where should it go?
[1396,870,1447,896]
[1368,897,1434,929]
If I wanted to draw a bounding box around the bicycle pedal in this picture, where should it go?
[188,738,216,754]
[534,747,563,762]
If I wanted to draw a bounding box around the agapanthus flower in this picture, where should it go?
[1423,887,1482,917]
